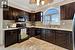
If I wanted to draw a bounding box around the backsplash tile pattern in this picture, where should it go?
[26,20,72,29]
[3,20,72,30]
[60,20,72,29]
[3,20,15,28]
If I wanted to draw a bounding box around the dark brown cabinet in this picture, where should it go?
[55,30,73,50]
[27,28,73,50]
[27,28,41,37]
[40,29,46,41]
[3,6,19,20]
[35,12,41,21]
[39,29,73,50]
[55,31,68,48]
[28,12,41,21]
[29,13,35,21]
[40,29,55,44]
[5,29,20,47]
[45,30,55,44]
[27,28,35,37]
[35,28,41,35]
[60,2,75,20]
[3,6,29,20]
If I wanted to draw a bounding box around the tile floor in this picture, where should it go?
[0,37,68,50]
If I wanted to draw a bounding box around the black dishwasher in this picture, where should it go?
[5,29,20,47]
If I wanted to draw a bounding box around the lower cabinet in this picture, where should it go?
[40,29,46,41]
[40,29,73,50]
[40,29,55,44]
[35,28,41,35]
[46,30,55,44]
[55,30,73,50]
[27,28,41,37]
[55,31,68,49]
[27,28,73,50]
[69,33,73,50]
[5,29,20,47]
[27,28,35,37]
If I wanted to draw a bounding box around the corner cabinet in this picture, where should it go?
[35,12,42,21]
[28,12,42,21]
[27,28,35,37]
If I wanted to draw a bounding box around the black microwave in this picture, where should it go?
[16,16,26,22]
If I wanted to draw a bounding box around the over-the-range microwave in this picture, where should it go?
[16,16,26,22]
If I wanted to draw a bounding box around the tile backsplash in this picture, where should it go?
[26,20,73,29]
[3,20,16,28]
[60,20,73,29]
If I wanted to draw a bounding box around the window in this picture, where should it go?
[43,7,60,25]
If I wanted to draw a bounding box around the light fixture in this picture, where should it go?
[36,0,40,6]
[1,1,7,7]
[30,0,45,6]
[41,0,45,5]
[37,0,45,6]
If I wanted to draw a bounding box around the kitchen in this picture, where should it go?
[0,0,75,50]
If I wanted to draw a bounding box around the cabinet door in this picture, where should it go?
[40,29,55,43]
[66,32,73,50]
[3,10,8,20]
[5,29,19,47]
[27,28,35,37]
[32,28,41,39]
[35,12,41,21]
[5,30,11,47]
[28,12,41,21]
[40,29,46,41]
[60,2,75,20]
[55,30,73,50]
[3,6,14,20]
[55,31,68,48]
[35,28,41,35]
[45,30,55,44]
[8,7,14,20]
[60,6,66,20]
[3,6,24,20]
[28,13,35,21]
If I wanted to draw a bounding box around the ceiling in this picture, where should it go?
[8,0,75,13]
[8,0,54,10]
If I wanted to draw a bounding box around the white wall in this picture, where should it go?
[0,8,4,45]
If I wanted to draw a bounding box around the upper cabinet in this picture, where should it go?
[35,12,42,21]
[28,12,42,21]
[3,6,29,20]
[3,6,20,20]
[29,13,35,21]
[60,2,75,20]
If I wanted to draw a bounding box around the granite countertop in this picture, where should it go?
[3,28,19,30]
[3,25,72,31]
[26,25,72,31]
